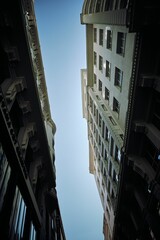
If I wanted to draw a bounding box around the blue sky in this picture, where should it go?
[35,1,103,239]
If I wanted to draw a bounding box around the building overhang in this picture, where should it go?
[81,9,127,25]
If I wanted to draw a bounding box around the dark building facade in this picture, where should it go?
[0,0,65,239]
[114,1,160,240]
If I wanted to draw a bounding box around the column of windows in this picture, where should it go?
[89,90,122,214]
[93,27,127,120]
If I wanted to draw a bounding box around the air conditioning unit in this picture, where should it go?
[133,122,145,133]
[139,75,154,88]
[6,47,20,62]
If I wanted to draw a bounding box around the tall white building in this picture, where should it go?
[81,1,136,239]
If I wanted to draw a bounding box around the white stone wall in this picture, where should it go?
[86,23,136,239]
[93,24,135,131]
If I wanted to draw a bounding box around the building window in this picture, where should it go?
[99,29,103,46]
[108,161,112,177]
[105,87,109,101]
[96,146,98,158]
[94,51,97,65]
[99,55,103,72]
[102,179,105,188]
[114,67,123,89]
[107,196,111,209]
[118,134,123,140]
[113,97,120,116]
[98,153,100,162]
[102,104,107,111]
[99,135,101,146]
[109,116,116,125]
[94,28,97,43]
[106,30,112,50]
[99,114,102,128]
[91,119,93,130]
[96,109,98,124]
[102,121,105,138]
[115,145,119,162]
[94,73,97,85]
[93,104,96,116]
[14,195,27,238]
[113,169,116,182]
[89,97,92,110]
[110,137,114,157]
[108,179,111,194]
[101,142,104,157]
[111,190,115,199]
[105,150,108,161]
[115,145,121,162]
[117,32,126,56]
[106,206,110,220]
[93,124,96,134]
[105,60,111,78]
[30,222,36,240]
[101,161,104,173]
[98,79,102,92]
[96,129,98,141]
[96,95,101,100]
[105,126,109,141]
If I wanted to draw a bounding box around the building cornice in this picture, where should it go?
[81,9,127,25]
[22,0,56,133]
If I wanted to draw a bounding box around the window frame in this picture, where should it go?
[113,97,120,116]
[98,79,102,92]
[114,67,123,89]
[99,29,103,46]
[106,30,112,50]
[94,28,97,43]
[116,32,126,56]
[94,51,97,66]
[94,73,97,85]
[99,55,103,72]
[105,60,111,79]
[105,87,110,101]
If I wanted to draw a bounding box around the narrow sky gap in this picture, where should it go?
[35,0,104,239]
